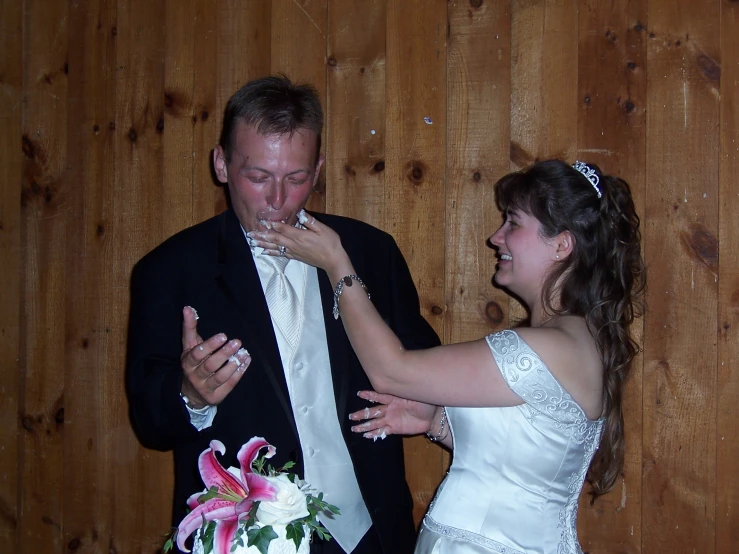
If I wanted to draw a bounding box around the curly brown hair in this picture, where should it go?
[494,159,646,499]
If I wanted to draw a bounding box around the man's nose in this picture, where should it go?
[267,180,286,209]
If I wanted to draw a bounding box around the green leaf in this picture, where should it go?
[285,522,306,551]
[198,485,223,504]
[201,520,216,553]
[246,526,279,554]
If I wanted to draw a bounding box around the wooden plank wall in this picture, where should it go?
[1,1,737,552]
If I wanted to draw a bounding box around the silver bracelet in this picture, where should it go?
[426,407,447,442]
[333,275,370,320]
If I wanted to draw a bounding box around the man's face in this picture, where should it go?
[213,121,324,232]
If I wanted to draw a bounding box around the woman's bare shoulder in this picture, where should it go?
[514,318,603,419]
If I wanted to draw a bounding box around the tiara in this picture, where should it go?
[573,161,602,198]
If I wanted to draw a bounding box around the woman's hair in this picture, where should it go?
[494,159,646,499]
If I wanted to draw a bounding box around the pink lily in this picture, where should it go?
[177,438,279,554]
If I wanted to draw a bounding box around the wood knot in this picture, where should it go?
[327,56,337,67]
[201,110,209,121]
[111,26,117,36]
[405,161,426,185]
[128,128,137,142]
[469,0,483,8]
[472,171,481,182]
[484,301,504,325]
[696,53,720,82]
[583,95,591,105]
[431,305,443,315]
[21,135,36,159]
[68,538,81,551]
[92,124,100,134]
[96,223,105,237]
[81,338,89,349]
[21,416,35,432]
[624,100,635,113]
[156,118,165,133]
[344,164,356,177]
[373,161,385,173]
[627,61,637,70]
[55,407,64,425]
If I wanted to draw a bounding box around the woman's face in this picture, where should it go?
[489,207,558,301]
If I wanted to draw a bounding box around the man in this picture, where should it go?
[126,75,440,553]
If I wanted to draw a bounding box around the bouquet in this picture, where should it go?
[165,437,339,554]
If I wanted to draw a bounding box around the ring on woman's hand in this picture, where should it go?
[279,245,287,257]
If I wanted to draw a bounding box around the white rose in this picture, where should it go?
[256,474,309,525]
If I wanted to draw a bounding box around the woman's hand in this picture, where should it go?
[349,390,438,440]
[246,210,353,279]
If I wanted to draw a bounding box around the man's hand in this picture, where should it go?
[180,306,251,408]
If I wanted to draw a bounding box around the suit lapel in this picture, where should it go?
[317,261,353,423]
[215,210,299,442]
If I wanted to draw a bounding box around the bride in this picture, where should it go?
[248,159,645,554]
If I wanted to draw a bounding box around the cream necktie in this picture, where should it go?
[262,255,301,351]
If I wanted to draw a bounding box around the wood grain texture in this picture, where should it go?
[111,0,170,550]
[3,1,739,551]
[716,0,739,551]
[326,0,386,225]
[386,0,447,525]
[445,2,511,342]
[19,1,69,551]
[271,0,327,215]
[575,2,646,552]
[643,0,720,551]
[0,0,22,549]
[62,1,118,551]
[508,0,578,325]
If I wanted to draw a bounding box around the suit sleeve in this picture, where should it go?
[125,257,200,451]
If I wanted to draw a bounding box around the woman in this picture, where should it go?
[247,160,645,554]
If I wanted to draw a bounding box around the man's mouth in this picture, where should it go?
[500,253,513,261]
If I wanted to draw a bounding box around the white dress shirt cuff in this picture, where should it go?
[184,400,217,431]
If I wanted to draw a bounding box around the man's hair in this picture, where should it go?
[219,74,323,162]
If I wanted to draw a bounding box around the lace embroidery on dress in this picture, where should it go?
[486,329,604,554]
[422,515,526,554]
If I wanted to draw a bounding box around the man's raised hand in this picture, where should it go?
[179,306,250,408]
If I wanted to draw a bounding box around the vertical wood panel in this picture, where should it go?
[386,0,447,525]
[326,0,386,225]
[643,1,720,551]
[271,0,327,216]
[0,0,22,548]
[716,0,739,550]
[191,0,221,224]
[63,1,118,551]
[19,1,69,551]
[509,0,578,324]
[445,3,511,336]
[111,0,168,549]
[216,0,271,144]
[163,0,198,238]
[575,2,646,551]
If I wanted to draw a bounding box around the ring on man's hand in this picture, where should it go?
[279,245,287,257]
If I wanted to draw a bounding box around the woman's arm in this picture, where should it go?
[249,217,523,408]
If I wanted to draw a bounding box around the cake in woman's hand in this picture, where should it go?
[165,437,339,554]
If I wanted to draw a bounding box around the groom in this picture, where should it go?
[126,75,440,553]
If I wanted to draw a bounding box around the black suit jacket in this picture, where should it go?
[126,208,440,553]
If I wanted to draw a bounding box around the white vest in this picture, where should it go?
[259,254,372,553]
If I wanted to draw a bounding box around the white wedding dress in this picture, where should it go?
[415,330,604,554]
